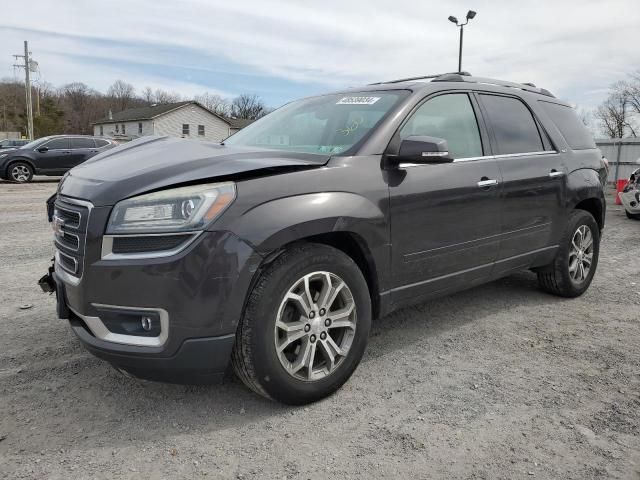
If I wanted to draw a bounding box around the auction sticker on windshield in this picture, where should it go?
[336,96,380,105]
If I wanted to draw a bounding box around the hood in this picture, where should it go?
[0,148,19,158]
[59,136,330,206]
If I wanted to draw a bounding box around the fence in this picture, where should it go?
[595,138,640,183]
[0,131,21,140]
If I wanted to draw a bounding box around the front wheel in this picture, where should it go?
[232,243,371,404]
[8,161,34,183]
[537,210,600,297]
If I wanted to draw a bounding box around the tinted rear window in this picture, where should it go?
[95,139,109,147]
[479,94,544,155]
[539,101,596,150]
[71,138,96,148]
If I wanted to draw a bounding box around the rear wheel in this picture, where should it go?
[8,161,33,183]
[537,210,600,297]
[232,243,371,404]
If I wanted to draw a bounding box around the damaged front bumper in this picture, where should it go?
[619,188,640,215]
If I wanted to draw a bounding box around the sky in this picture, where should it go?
[0,0,639,110]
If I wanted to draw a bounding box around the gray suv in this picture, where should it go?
[40,73,606,404]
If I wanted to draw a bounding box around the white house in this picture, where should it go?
[92,101,252,142]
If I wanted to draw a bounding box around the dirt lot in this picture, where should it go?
[0,178,639,480]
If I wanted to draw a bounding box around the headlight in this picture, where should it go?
[106,182,236,234]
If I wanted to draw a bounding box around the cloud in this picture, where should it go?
[1,0,638,108]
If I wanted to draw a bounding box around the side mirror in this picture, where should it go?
[37,146,49,153]
[395,136,453,166]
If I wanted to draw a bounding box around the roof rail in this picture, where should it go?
[369,71,472,85]
[432,75,556,98]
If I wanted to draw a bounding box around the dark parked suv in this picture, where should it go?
[40,73,606,404]
[1,135,115,183]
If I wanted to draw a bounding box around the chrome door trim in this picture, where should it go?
[453,150,558,163]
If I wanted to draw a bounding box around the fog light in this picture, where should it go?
[141,316,153,331]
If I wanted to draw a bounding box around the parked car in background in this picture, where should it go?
[0,139,28,149]
[620,167,640,219]
[40,73,606,404]
[0,135,116,183]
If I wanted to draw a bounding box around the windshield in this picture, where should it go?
[224,91,408,155]
[20,136,53,149]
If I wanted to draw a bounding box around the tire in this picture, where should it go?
[232,243,371,405]
[8,161,34,183]
[625,210,640,220]
[537,210,600,298]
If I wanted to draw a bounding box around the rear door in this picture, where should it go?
[68,137,98,167]
[475,93,565,274]
[388,92,503,303]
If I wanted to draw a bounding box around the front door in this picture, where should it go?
[34,137,71,174]
[475,93,566,274]
[388,92,503,303]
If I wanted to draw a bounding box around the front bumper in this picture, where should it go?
[49,218,263,383]
[619,189,640,214]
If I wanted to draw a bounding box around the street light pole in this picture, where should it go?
[449,11,476,73]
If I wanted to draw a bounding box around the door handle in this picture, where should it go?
[549,169,564,178]
[477,178,499,188]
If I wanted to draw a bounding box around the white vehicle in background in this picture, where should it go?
[619,167,640,220]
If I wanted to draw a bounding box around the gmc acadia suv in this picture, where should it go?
[40,73,606,404]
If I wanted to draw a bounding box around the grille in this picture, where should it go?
[111,234,193,254]
[54,197,90,277]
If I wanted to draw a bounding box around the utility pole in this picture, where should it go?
[13,41,34,140]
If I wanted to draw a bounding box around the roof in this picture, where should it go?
[225,117,254,129]
[93,101,228,125]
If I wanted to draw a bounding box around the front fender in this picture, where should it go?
[226,191,387,254]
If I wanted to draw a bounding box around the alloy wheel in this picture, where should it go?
[569,225,593,283]
[11,165,30,182]
[274,271,357,381]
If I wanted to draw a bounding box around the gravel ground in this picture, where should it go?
[0,178,639,480]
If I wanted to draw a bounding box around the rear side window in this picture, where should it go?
[44,138,69,150]
[95,139,109,147]
[539,101,595,150]
[400,93,483,159]
[479,95,543,155]
[71,138,96,148]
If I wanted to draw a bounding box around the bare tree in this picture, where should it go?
[231,94,266,120]
[595,82,638,138]
[195,92,231,117]
[141,86,155,105]
[154,89,182,104]
[624,72,640,116]
[107,79,136,111]
[59,82,101,134]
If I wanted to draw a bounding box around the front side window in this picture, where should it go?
[44,138,69,150]
[225,91,408,155]
[399,93,483,159]
[182,124,190,135]
[198,125,205,136]
[479,94,543,155]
